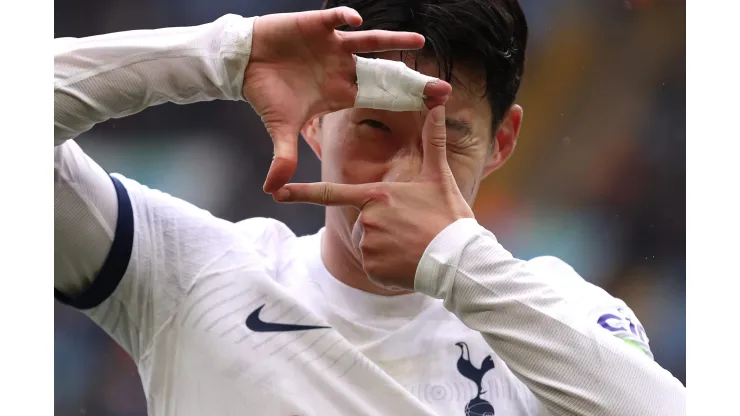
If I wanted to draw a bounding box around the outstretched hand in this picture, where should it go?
[273,106,474,290]
[242,7,452,193]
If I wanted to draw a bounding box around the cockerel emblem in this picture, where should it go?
[455,342,495,416]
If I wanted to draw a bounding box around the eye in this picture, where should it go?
[359,119,391,133]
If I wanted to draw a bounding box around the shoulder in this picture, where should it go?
[527,256,625,308]
[527,256,653,358]
[229,218,303,277]
[233,217,297,250]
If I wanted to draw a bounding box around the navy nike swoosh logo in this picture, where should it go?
[245,304,330,333]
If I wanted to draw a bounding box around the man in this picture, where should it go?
[54,2,685,415]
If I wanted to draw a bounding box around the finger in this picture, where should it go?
[423,78,452,98]
[354,57,450,112]
[273,182,371,208]
[421,105,450,174]
[421,79,452,109]
[339,30,425,53]
[263,128,299,193]
[423,93,450,110]
[322,7,363,31]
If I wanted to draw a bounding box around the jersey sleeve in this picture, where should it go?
[54,141,240,362]
[526,256,653,359]
[54,14,257,362]
[54,14,255,144]
[414,218,685,416]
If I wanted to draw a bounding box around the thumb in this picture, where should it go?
[263,125,299,193]
[421,105,450,175]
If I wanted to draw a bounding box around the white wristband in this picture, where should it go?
[354,56,437,111]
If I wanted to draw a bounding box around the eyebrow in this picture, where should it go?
[446,118,473,136]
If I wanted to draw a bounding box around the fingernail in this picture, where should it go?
[431,106,445,126]
[274,188,290,201]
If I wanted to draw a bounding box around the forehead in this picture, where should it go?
[371,51,492,127]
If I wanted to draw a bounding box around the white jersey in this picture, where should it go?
[54,14,686,416]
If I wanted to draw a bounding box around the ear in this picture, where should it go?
[301,116,323,160]
[482,104,523,178]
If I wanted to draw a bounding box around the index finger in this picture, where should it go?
[273,182,372,208]
[339,30,425,54]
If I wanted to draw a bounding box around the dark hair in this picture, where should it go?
[323,0,528,128]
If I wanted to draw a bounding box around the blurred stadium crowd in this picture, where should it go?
[54,0,685,414]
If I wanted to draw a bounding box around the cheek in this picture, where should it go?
[447,154,485,199]
[321,131,396,185]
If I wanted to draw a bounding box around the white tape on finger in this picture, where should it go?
[354,56,437,111]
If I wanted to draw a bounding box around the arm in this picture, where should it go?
[415,219,685,416]
[54,14,253,144]
[54,15,256,358]
[54,14,255,295]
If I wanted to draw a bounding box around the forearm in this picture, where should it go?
[415,219,685,416]
[54,14,255,145]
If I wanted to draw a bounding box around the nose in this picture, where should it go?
[381,140,423,183]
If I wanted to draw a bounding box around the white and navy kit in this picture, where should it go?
[54,14,686,416]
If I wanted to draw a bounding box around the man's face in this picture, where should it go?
[301,53,522,252]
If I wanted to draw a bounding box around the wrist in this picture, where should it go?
[414,218,483,298]
[241,16,273,103]
[210,14,257,102]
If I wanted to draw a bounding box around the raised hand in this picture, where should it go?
[272,106,473,290]
[242,7,452,193]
